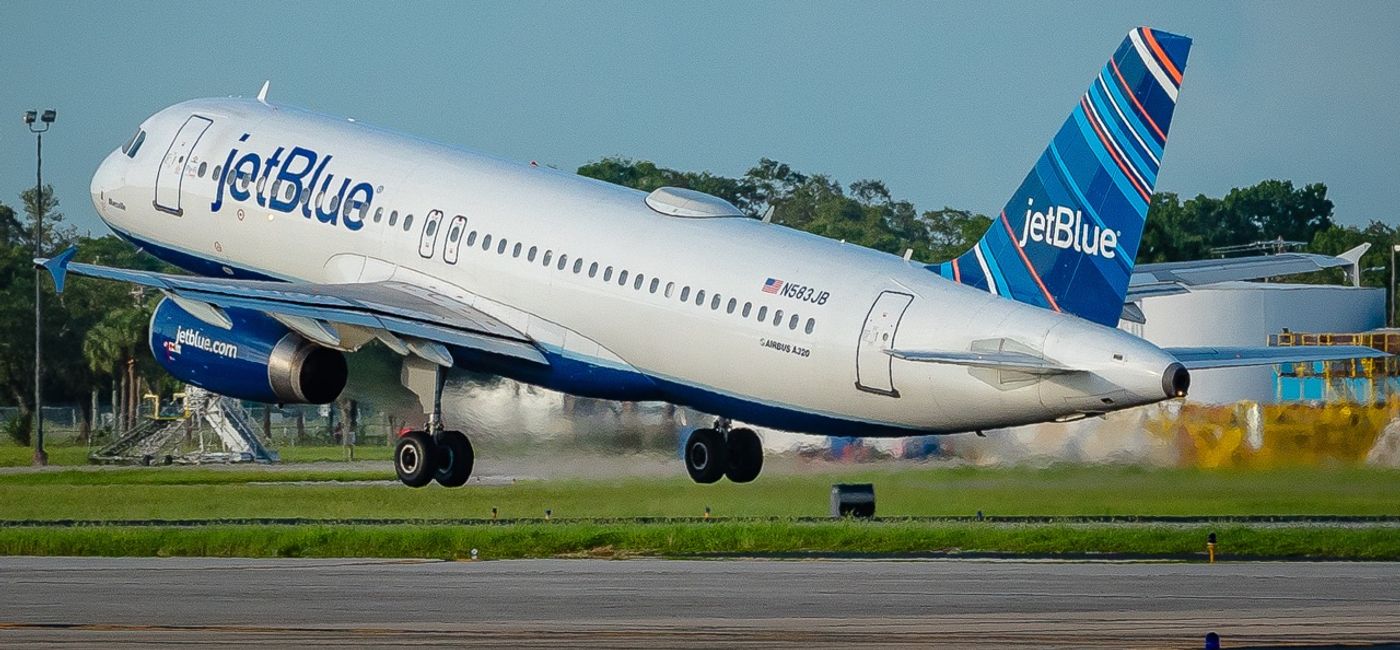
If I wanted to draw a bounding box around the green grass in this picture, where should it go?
[0,445,94,467]
[275,445,393,463]
[0,444,389,467]
[0,522,1393,560]
[1,465,1398,521]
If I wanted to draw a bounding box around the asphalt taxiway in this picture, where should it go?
[0,557,1396,648]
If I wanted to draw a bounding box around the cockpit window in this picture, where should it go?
[120,130,139,155]
[124,130,146,159]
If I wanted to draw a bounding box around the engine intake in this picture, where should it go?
[149,297,347,404]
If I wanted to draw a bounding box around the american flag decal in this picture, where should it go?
[762,278,784,294]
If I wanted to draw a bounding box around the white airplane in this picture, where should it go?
[44,27,1381,487]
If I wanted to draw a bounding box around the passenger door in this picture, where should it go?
[419,209,444,258]
[153,115,214,216]
[855,291,913,397]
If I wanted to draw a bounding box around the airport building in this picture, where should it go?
[1123,281,1385,403]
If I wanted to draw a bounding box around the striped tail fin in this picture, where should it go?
[932,27,1191,327]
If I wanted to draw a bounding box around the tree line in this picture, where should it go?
[0,188,170,444]
[0,158,1391,445]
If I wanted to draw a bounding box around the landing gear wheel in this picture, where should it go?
[724,428,763,483]
[395,430,437,488]
[434,430,474,487]
[684,428,727,484]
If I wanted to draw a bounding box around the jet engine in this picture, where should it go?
[148,297,347,404]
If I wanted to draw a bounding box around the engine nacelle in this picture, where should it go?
[149,297,347,404]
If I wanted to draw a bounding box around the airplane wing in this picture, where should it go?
[37,247,547,367]
[885,348,1082,375]
[1165,345,1386,370]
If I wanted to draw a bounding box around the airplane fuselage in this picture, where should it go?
[91,97,1180,438]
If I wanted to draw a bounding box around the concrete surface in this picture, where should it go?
[0,557,1396,648]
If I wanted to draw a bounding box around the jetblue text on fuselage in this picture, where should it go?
[1016,198,1118,259]
[211,133,375,231]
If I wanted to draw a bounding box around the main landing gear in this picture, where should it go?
[684,419,763,484]
[394,363,475,488]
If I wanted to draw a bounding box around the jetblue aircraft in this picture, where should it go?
[44,27,1381,487]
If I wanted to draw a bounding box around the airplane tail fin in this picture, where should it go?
[932,27,1191,327]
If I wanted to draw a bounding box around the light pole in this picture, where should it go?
[23,108,55,466]
[1392,244,1400,329]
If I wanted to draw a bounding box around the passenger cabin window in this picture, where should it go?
[344,190,369,224]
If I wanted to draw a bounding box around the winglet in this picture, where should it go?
[257,80,271,105]
[35,246,78,294]
[1338,243,1371,287]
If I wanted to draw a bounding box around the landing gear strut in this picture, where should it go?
[394,362,474,488]
[684,419,763,484]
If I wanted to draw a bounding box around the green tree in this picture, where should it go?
[579,157,991,263]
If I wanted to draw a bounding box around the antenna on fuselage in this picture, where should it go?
[256,80,271,105]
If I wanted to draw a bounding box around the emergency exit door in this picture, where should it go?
[855,291,913,397]
[153,115,213,216]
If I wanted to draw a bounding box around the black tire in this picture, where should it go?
[724,428,763,483]
[434,430,474,488]
[684,428,727,484]
[394,430,437,488]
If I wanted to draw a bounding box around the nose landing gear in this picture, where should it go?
[684,419,763,484]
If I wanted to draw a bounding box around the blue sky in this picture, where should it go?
[2,1,1397,235]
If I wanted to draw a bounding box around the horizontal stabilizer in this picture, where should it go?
[1166,345,1387,370]
[1132,251,1359,287]
[886,348,1082,376]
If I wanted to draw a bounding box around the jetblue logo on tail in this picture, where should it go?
[1016,199,1120,260]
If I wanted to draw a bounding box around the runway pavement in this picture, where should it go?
[0,557,1396,648]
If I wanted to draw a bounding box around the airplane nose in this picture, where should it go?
[90,151,123,215]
